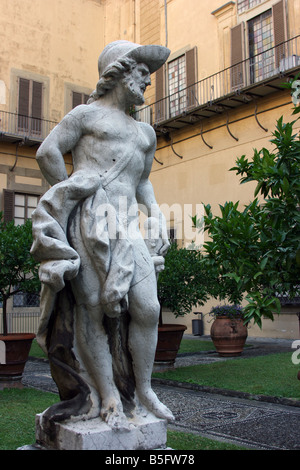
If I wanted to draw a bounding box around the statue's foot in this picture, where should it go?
[101,402,132,431]
[137,389,175,422]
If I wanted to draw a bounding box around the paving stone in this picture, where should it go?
[18,336,300,450]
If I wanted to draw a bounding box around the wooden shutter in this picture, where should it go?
[72,92,90,108]
[155,65,166,123]
[32,81,42,119]
[185,47,197,109]
[18,78,30,130]
[3,190,14,223]
[231,23,245,90]
[273,0,287,67]
[31,81,42,133]
[72,92,83,108]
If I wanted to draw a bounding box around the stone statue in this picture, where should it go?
[30,40,174,440]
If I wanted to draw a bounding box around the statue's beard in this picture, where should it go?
[126,81,145,106]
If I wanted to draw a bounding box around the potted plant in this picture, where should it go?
[155,242,210,365]
[209,304,248,357]
[0,214,40,380]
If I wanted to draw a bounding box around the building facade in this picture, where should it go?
[0,0,299,337]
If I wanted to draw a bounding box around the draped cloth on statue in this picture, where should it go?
[30,158,153,426]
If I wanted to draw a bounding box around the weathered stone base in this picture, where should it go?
[35,413,168,450]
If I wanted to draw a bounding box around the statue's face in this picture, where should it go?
[123,63,151,106]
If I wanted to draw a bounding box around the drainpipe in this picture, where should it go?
[164,0,168,48]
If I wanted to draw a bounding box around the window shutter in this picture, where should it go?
[3,190,14,223]
[31,81,43,133]
[18,78,30,130]
[32,81,42,118]
[231,23,245,90]
[155,65,166,123]
[273,0,286,67]
[155,66,164,102]
[72,92,83,108]
[185,47,197,109]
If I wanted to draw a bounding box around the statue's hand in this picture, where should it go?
[159,237,170,256]
[152,255,165,273]
[144,215,170,257]
[159,225,170,256]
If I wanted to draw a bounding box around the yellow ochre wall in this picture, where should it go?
[0,0,299,338]
[0,0,104,121]
[143,0,300,338]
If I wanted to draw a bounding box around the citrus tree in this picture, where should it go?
[0,214,40,335]
[157,242,211,322]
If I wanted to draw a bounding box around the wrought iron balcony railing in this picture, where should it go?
[134,35,300,133]
[1,37,299,144]
[0,111,57,144]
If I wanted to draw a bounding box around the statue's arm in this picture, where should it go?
[36,110,83,186]
[136,127,158,209]
[136,126,170,254]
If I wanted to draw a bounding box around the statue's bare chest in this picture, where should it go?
[73,110,153,176]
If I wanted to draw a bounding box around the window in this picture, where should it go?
[13,291,40,308]
[3,190,39,225]
[248,9,274,83]
[72,91,90,108]
[168,56,187,117]
[3,191,41,308]
[231,0,286,89]
[14,193,39,225]
[155,47,197,123]
[18,78,43,134]
[64,84,92,113]
[237,0,263,14]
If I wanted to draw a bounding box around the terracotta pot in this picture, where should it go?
[0,333,35,379]
[210,317,247,357]
[155,324,187,364]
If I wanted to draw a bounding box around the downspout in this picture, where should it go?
[164,0,168,48]
[133,0,136,43]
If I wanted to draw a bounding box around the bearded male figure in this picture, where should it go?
[30,41,174,434]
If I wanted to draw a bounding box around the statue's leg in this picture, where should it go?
[127,272,175,422]
[74,303,131,430]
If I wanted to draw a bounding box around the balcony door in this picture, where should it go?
[231,0,287,90]
[18,78,43,135]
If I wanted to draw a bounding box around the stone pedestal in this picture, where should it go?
[35,413,168,450]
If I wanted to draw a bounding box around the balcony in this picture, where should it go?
[0,111,57,145]
[134,36,300,137]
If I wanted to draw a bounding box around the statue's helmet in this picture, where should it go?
[98,40,170,78]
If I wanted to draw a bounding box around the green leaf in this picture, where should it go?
[254,181,263,197]
[253,271,263,279]
[223,273,241,283]
[260,257,268,270]
[282,176,290,195]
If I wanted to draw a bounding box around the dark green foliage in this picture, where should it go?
[157,242,210,319]
[0,214,40,335]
